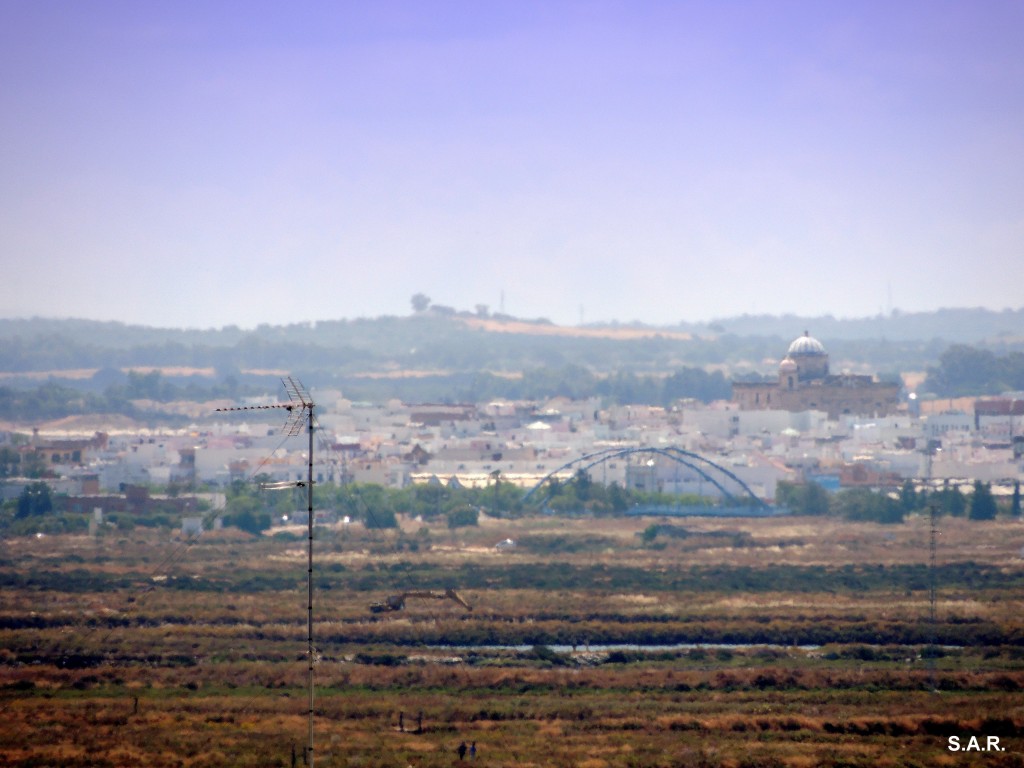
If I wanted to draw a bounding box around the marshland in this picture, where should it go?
[2,513,1023,767]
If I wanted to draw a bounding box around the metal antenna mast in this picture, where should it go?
[928,503,939,692]
[217,376,316,766]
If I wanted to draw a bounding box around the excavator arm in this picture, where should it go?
[369,587,472,613]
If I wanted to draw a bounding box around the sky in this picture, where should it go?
[1,1,1023,330]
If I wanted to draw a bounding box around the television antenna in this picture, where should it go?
[217,376,317,766]
[928,503,939,692]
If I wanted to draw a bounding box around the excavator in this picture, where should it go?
[369,587,472,614]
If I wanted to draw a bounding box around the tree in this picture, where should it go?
[641,525,660,545]
[339,483,396,528]
[364,508,398,529]
[446,505,479,529]
[934,482,966,517]
[968,480,998,521]
[899,479,920,514]
[223,486,270,534]
[486,477,525,518]
[0,447,19,479]
[403,483,448,520]
[607,482,629,514]
[223,508,271,535]
[16,482,53,519]
[21,450,47,479]
[1012,481,1021,519]
[126,369,168,400]
[832,488,903,524]
[802,482,831,516]
[924,345,1003,396]
[662,367,732,404]
[572,469,593,502]
[776,481,830,516]
[410,293,431,313]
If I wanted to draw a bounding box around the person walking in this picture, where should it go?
[457,741,467,761]
[470,741,476,760]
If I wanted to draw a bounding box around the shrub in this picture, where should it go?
[530,645,567,666]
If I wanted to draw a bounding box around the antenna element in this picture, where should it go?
[217,377,317,766]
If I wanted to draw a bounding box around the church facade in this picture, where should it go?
[732,332,901,419]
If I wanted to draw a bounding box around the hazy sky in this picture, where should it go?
[2,1,1022,329]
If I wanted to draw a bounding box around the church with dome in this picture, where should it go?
[731,332,901,419]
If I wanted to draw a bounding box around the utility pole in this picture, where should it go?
[304,385,314,768]
[218,377,316,766]
[491,469,501,516]
[928,503,939,692]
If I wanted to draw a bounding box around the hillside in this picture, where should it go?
[680,307,1024,344]
[0,308,1022,411]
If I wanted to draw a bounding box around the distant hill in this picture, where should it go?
[671,307,1024,344]
[3,306,1023,348]
[0,308,1022,406]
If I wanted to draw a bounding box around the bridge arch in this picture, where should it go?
[522,446,769,511]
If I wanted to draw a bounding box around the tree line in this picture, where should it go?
[6,471,1019,539]
[776,478,1018,523]
[0,364,731,424]
[220,470,710,535]
[924,345,1024,396]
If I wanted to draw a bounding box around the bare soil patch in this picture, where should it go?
[460,316,692,341]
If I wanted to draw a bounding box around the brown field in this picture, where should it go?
[459,317,693,341]
[0,366,220,381]
[1,515,1023,767]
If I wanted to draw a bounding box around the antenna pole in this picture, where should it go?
[306,400,315,768]
[928,503,938,692]
[215,379,316,764]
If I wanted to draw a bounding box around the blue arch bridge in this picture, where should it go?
[521,446,787,518]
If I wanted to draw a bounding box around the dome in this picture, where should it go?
[779,357,798,373]
[787,331,826,357]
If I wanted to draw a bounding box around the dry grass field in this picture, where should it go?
[458,316,693,341]
[2,514,1023,767]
